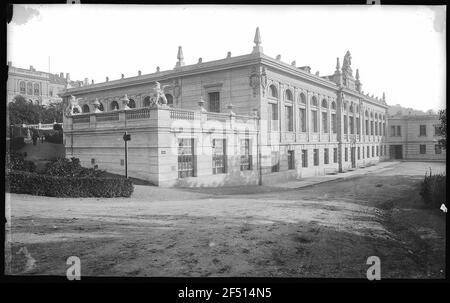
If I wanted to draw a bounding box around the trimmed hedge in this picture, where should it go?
[43,157,105,178]
[6,152,36,172]
[420,171,446,209]
[6,170,134,198]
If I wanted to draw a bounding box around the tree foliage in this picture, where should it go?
[7,95,64,125]
[437,109,446,149]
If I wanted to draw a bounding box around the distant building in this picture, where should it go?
[387,113,445,161]
[6,61,83,106]
[61,28,390,187]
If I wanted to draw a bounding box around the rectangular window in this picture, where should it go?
[311,110,318,133]
[376,146,379,156]
[383,123,386,136]
[299,108,306,132]
[349,116,354,134]
[287,150,295,170]
[285,105,293,131]
[324,148,329,164]
[302,149,308,168]
[208,92,220,113]
[362,146,365,159]
[240,139,252,171]
[372,146,375,157]
[375,121,378,136]
[344,115,348,134]
[370,121,374,135]
[396,126,401,136]
[435,144,442,154]
[333,148,338,163]
[91,158,95,165]
[367,146,370,158]
[271,103,278,131]
[331,114,337,133]
[434,125,441,136]
[419,125,427,136]
[356,118,360,135]
[322,112,328,133]
[390,126,396,137]
[178,138,195,178]
[271,151,280,172]
[212,139,226,174]
[420,144,426,154]
[344,147,348,162]
[384,145,386,156]
[366,120,369,135]
[357,147,360,160]
[313,149,319,166]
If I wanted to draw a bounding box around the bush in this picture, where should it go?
[43,157,106,178]
[6,152,36,173]
[420,170,446,209]
[44,129,63,144]
[6,170,134,198]
[53,123,63,131]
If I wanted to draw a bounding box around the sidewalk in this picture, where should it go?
[273,161,400,189]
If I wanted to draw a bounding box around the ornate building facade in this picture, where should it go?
[7,62,84,106]
[61,28,390,187]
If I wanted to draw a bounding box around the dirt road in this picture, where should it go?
[5,161,446,278]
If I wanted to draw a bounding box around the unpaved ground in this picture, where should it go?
[5,162,446,278]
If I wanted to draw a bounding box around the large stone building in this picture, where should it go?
[387,113,446,161]
[7,61,84,106]
[61,28,390,187]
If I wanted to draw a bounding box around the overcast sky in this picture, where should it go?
[7,4,446,112]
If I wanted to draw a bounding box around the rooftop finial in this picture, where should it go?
[336,57,340,71]
[382,92,386,101]
[175,46,185,69]
[356,69,360,80]
[252,27,263,54]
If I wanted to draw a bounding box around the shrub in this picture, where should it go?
[44,129,63,144]
[53,123,63,131]
[43,157,106,178]
[420,170,446,209]
[6,170,134,198]
[6,152,36,173]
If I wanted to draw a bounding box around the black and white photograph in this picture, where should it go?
[3,2,447,288]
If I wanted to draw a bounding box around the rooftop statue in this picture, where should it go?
[342,51,353,80]
[66,95,82,116]
[150,81,171,106]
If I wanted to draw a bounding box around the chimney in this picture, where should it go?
[106,76,109,82]
[121,74,124,79]
[91,80,94,85]
[138,70,142,76]
[60,72,64,78]
[84,78,89,85]
[29,65,35,71]
[66,73,70,81]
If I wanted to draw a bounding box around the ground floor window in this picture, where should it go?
[333,148,337,163]
[287,150,295,170]
[357,147,360,160]
[302,149,308,167]
[324,148,329,164]
[372,146,375,157]
[313,149,319,166]
[376,146,379,156]
[178,138,195,178]
[435,144,442,154]
[212,139,226,174]
[367,146,370,158]
[240,139,252,171]
[344,147,348,162]
[420,144,426,154]
[384,145,386,156]
[271,151,280,172]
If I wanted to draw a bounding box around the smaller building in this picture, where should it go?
[7,61,84,106]
[387,113,445,161]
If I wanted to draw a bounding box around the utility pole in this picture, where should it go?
[123,131,131,178]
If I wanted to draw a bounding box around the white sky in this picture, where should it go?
[7,4,446,112]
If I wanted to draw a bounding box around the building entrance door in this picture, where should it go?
[389,145,403,159]
[351,147,356,168]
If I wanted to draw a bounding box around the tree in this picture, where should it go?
[7,96,64,125]
[437,109,446,149]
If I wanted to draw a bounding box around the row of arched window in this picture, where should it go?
[269,84,386,120]
[19,81,40,96]
[80,94,174,113]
